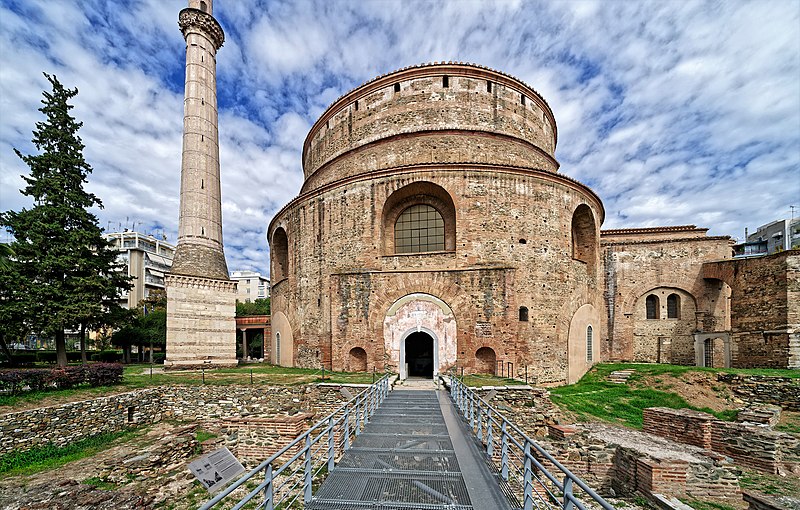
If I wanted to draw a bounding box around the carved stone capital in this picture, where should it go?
[179,8,225,49]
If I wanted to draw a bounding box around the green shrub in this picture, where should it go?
[91,351,122,363]
[36,351,57,364]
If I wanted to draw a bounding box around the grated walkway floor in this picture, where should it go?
[307,388,511,510]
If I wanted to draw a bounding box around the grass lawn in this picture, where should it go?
[457,373,527,387]
[549,362,798,429]
[0,364,383,411]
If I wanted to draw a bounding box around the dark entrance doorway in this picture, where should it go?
[405,332,434,378]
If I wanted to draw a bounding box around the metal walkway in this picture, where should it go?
[307,388,511,510]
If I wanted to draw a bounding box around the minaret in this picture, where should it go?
[165,0,237,368]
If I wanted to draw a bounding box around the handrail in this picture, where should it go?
[199,373,392,509]
[448,374,614,510]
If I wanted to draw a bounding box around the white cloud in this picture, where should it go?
[1,0,798,268]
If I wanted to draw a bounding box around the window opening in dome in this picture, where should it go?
[394,83,400,93]
[487,81,492,93]
[443,76,449,88]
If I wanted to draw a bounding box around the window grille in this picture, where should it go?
[646,295,659,319]
[395,204,445,253]
[586,326,593,362]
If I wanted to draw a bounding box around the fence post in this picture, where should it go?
[304,434,313,504]
[469,393,475,429]
[500,421,509,481]
[486,411,494,457]
[264,463,274,510]
[563,477,574,510]
[327,416,335,472]
[524,440,533,510]
[477,406,483,441]
[344,408,351,450]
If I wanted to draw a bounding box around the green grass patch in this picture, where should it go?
[195,429,217,443]
[550,363,744,429]
[740,468,800,497]
[680,499,737,510]
[459,373,526,387]
[82,476,118,490]
[0,427,144,477]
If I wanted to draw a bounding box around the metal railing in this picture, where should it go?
[199,374,392,510]
[448,375,614,510]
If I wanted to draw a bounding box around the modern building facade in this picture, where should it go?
[105,231,175,309]
[734,218,800,257]
[267,63,799,383]
[230,270,270,302]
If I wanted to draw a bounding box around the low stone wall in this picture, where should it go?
[643,407,800,476]
[643,408,714,450]
[0,383,361,456]
[539,423,741,504]
[473,386,560,437]
[221,413,314,464]
[717,374,800,411]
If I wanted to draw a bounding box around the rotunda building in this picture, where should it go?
[268,63,604,384]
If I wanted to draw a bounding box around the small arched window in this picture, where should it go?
[199,1,207,12]
[395,204,445,253]
[586,325,593,362]
[667,293,680,319]
[275,332,281,365]
[646,295,659,320]
[519,306,529,322]
[272,227,289,281]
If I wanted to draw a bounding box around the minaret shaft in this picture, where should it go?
[170,6,228,279]
[165,2,236,369]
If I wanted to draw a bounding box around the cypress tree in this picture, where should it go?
[0,74,131,367]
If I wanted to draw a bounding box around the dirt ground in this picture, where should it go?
[0,423,207,510]
[636,370,736,411]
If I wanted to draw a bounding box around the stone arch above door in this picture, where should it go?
[383,293,457,379]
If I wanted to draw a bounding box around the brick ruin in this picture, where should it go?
[266,62,800,383]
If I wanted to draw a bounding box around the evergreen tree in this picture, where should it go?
[0,74,131,367]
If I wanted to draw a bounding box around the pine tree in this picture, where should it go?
[0,74,131,367]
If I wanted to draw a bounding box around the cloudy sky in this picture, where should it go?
[1,0,798,276]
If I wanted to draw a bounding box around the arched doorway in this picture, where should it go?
[402,331,435,378]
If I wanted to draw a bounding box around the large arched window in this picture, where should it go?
[571,204,597,269]
[646,294,659,319]
[382,181,456,254]
[667,293,680,319]
[586,325,593,362]
[395,204,445,253]
[271,227,288,281]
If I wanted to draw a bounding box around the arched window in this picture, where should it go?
[667,293,680,319]
[275,332,281,365]
[382,181,456,254]
[519,306,529,322]
[586,325,593,362]
[199,1,207,12]
[272,227,289,281]
[571,204,597,269]
[394,204,445,253]
[646,295,659,320]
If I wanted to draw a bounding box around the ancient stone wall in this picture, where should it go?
[716,373,800,410]
[703,250,800,369]
[0,384,359,456]
[642,407,800,476]
[302,64,558,183]
[600,227,733,363]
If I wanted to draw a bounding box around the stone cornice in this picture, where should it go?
[601,235,733,247]
[165,273,236,291]
[601,225,704,236]
[179,8,224,49]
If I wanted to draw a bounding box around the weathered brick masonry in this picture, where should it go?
[268,62,796,383]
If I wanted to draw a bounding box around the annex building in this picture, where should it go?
[267,63,799,384]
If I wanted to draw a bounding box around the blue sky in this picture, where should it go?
[1,0,798,276]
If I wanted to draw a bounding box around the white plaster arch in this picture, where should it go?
[383,293,457,379]
[271,311,294,366]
